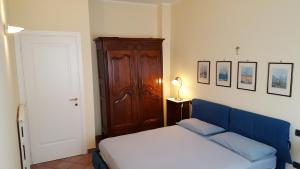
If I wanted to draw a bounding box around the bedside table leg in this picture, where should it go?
[180,103,183,120]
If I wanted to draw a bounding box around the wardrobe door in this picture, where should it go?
[107,50,138,136]
[137,50,163,130]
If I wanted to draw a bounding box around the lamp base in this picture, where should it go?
[174,97,183,101]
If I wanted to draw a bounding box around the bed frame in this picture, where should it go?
[93,99,292,169]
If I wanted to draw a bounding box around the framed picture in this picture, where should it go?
[216,61,232,87]
[267,62,294,97]
[197,61,210,84]
[237,62,257,91]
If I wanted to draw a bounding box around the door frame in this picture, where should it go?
[14,31,88,161]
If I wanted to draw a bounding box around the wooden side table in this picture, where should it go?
[167,98,191,126]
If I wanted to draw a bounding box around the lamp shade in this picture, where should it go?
[172,77,183,101]
[172,79,179,86]
[172,77,182,86]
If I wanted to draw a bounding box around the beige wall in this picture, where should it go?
[160,3,172,125]
[171,0,300,168]
[89,0,160,39]
[7,0,96,149]
[0,0,21,168]
[89,0,172,133]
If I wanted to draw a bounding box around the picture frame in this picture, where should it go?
[197,61,210,84]
[267,62,294,97]
[216,61,232,87]
[237,62,257,91]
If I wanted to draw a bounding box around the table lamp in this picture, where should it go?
[172,77,183,101]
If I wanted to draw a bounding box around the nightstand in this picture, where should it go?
[167,98,191,126]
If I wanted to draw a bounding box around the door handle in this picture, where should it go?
[69,97,78,101]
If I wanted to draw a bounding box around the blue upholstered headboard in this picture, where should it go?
[191,99,292,169]
[191,99,230,129]
[229,108,292,169]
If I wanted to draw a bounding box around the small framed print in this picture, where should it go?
[267,62,294,97]
[197,61,210,84]
[237,62,257,91]
[216,61,232,87]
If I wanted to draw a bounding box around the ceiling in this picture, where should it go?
[104,0,177,4]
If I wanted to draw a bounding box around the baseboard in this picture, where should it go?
[88,148,96,153]
[87,135,103,153]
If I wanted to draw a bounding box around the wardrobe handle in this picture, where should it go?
[115,94,128,104]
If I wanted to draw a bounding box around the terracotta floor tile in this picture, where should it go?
[68,163,87,169]
[30,165,53,169]
[53,161,74,169]
[84,164,94,169]
[41,159,63,167]
[76,156,92,165]
[31,153,93,169]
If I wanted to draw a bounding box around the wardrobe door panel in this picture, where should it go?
[107,50,138,136]
[137,50,163,130]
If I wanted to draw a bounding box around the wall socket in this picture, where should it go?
[293,161,300,169]
[296,129,300,137]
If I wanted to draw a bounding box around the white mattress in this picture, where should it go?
[99,126,276,169]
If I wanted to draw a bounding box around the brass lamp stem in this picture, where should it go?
[176,78,183,101]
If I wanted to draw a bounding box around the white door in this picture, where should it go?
[17,32,85,164]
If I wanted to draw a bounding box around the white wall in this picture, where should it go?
[171,0,300,168]
[89,0,172,134]
[0,0,21,168]
[7,0,96,149]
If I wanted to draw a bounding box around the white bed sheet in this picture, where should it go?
[99,125,276,169]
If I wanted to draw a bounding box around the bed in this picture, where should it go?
[93,99,292,169]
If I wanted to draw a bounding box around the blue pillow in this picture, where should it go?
[177,118,225,136]
[209,132,277,161]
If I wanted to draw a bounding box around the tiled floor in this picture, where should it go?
[31,153,93,169]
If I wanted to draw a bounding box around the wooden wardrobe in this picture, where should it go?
[95,37,164,137]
